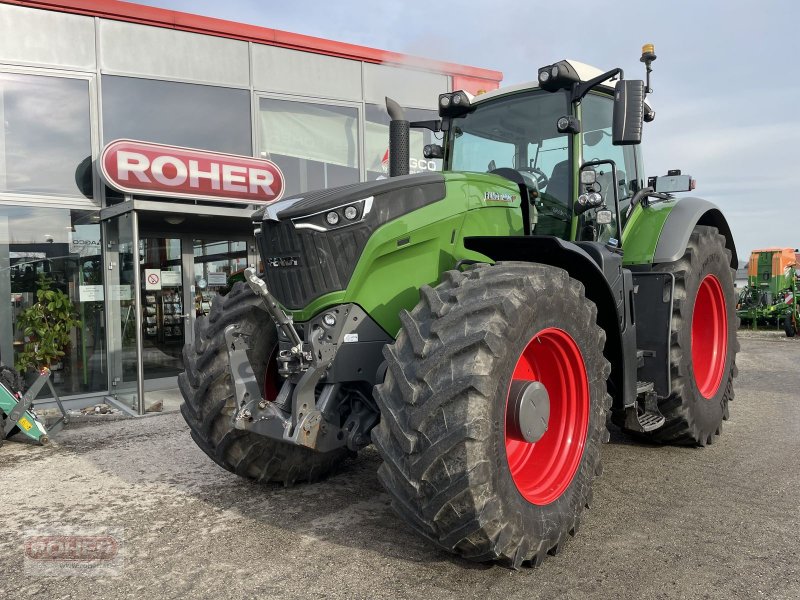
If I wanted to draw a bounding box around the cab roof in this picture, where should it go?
[468,60,651,109]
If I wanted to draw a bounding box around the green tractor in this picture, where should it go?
[180,45,738,567]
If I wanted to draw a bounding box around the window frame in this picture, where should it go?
[0,65,100,209]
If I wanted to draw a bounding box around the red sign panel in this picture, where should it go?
[100,139,285,204]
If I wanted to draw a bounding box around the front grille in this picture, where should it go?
[257,220,371,310]
[254,174,446,311]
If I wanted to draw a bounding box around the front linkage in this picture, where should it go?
[227,269,381,452]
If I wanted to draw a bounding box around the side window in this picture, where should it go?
[581,94,641,219]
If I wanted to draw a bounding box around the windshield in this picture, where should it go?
[449,90,572,236]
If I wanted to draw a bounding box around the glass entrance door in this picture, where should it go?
[104,211,141,410]
[139,237,185,381]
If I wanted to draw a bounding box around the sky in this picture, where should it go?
[137,0,799,261]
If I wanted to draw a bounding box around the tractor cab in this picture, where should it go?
[409,58,655,248]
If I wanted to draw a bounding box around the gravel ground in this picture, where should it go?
[1,332,798,599]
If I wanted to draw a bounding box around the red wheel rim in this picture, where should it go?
[263,344,281,401]
[691,274,728,399]
[504,328,590,506]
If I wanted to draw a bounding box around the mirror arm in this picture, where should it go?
[570,68,624,102]
[409,119,442,133]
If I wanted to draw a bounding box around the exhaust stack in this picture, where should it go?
[385,97,409,177]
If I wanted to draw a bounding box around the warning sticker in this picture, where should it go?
[144,269,162,291]
[18,417,33,431]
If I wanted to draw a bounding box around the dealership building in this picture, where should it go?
[0,0,502,411]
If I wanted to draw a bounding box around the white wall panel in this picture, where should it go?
[0,5,95,70]
[363,63,448,109]
[252,44,361,101]
[99,20,249,87]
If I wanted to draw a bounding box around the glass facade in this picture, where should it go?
[258,98,360,197]
[0,206,105,396]
[0,72,93,198]
[102,75,252,155]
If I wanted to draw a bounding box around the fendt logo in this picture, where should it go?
[266,256,299,268]
[101,140,285,204]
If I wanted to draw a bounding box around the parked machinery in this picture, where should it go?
[737,248,799,336]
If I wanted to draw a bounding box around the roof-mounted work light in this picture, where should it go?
[438,91,473,118]
[537,60,581,92]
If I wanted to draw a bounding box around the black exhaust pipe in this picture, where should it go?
[386,96,409,177]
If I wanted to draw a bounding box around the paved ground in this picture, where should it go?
[1,332,798,599]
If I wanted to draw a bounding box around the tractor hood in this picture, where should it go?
[252,173,447,310]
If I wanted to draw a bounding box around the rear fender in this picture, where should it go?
[624,197,738,268]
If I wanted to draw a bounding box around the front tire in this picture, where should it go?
[372,262,610,567]
[636,225,739,445]
[179,282,351,485]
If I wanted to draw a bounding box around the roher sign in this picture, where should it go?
[100,140,285,204]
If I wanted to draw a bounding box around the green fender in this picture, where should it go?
[622,196,738,268]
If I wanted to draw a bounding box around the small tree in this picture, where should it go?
[15,275,82,374]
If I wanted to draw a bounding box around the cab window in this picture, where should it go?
[450,91,572,238]
[580,93,643,221]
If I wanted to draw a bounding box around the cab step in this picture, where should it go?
[624,383,666,433]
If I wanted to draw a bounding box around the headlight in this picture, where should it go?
[289,196,375,232]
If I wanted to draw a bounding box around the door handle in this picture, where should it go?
[178,314,191,319]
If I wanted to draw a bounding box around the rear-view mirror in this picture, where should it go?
[612,80,645,145]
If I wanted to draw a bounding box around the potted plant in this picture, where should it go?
[14,275,81,381]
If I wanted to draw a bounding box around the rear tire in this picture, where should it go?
[372,262,610,567]
[634,225,738,445]
[179,282,350,485]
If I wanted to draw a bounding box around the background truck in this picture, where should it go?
[179,45,738,567]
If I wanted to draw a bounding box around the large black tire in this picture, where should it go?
[179,282,350,485]
[372,262,610,567]
[635,225,739,445]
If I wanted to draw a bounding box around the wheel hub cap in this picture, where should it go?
[507,381,550,443]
